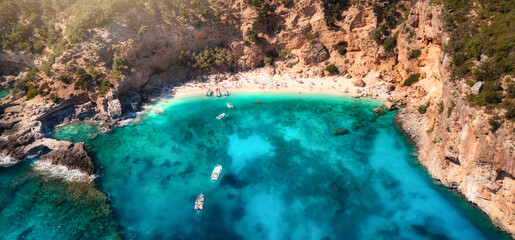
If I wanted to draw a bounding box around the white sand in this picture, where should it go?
[166,70,393,100]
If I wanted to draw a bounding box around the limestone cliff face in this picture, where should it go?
[394,1,515,236]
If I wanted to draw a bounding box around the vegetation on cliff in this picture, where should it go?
[177,46,234,72]
[442,0,514,120]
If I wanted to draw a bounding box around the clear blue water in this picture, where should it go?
[0,157,120,239]
[1,93,510,239]
[0,88,14,98]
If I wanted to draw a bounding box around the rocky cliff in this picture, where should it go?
[0,0,513,236]
[394,2,515,237]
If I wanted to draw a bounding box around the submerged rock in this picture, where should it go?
[383,101,397,111]
[333,127,350,136]
[373,107,385,116]
[153,108,165,114]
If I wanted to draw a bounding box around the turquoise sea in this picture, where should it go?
[0,93,511,239]
[0,88,13,98]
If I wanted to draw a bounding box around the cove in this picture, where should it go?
[1,93,509,239]
[60,93,510,239]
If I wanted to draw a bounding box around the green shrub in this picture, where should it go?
[195,46,233,70]
[177,46,233,71]
[403,73,421,86]
[244,0,272,24]
[322,0,349,28]
[264,56,273,66]
[418,102,430,114]
[447,106,454,118]
[488,116,502,132]
[282,0,294,7]
[97,78,110,96]
[325,64,339,74]
[305,32,316,41]
[276,48,291,60]
[177,50,195,67]
[49,93,59,103]
[504,100,515,121]
[337,45,347,55]
[246,29,260,43]
[25,84,38,100]
[112,56,130,72]
[383,35,397,52]
[507,82,515,98]
[438,102,444,113]
[74,67,93,90]
[409,49,421,59]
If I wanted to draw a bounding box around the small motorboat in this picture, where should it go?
[215,88,221,97]
[206,89,213,96]
[222,89,229,96]
[211,164,223,181]
[216,113,225,120]
[227,103,234,109]
[194,194,204,210]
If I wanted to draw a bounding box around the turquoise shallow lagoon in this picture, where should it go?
[0,88,13,98]
[1,93,510,239]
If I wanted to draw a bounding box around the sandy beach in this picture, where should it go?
[163,69,395,101]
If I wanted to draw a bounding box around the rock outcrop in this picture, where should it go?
[107,99,122,119]
[300,41,329,65]
[39,142,95,175]
[471,81,484,95]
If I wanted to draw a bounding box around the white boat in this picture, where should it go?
[194,194,204,210]
[216,113,225,120]
[211,164,223,181]
[227,103,234,109]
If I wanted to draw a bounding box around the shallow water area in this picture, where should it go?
[0,88,14,98]
[50,93,507,240]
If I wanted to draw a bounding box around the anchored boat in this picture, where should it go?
[211,164,223,181]
[194,194,204,210]
[216,113,225,120]
[227,103,233,109]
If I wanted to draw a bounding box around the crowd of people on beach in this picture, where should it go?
[156,70,394,101]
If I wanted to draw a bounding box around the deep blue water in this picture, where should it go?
[0,93,511,239]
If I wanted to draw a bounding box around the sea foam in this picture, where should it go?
[0,153,18,167]
[33,161,96,182]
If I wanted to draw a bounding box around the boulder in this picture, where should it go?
[353,79,366,87]
[383,101,397,111]
[107,99,122,118]
[333,127,350,136]
[300,41,329,65]
[373,107,385,116]
[471,81,483,95]
[40,142,95,175]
